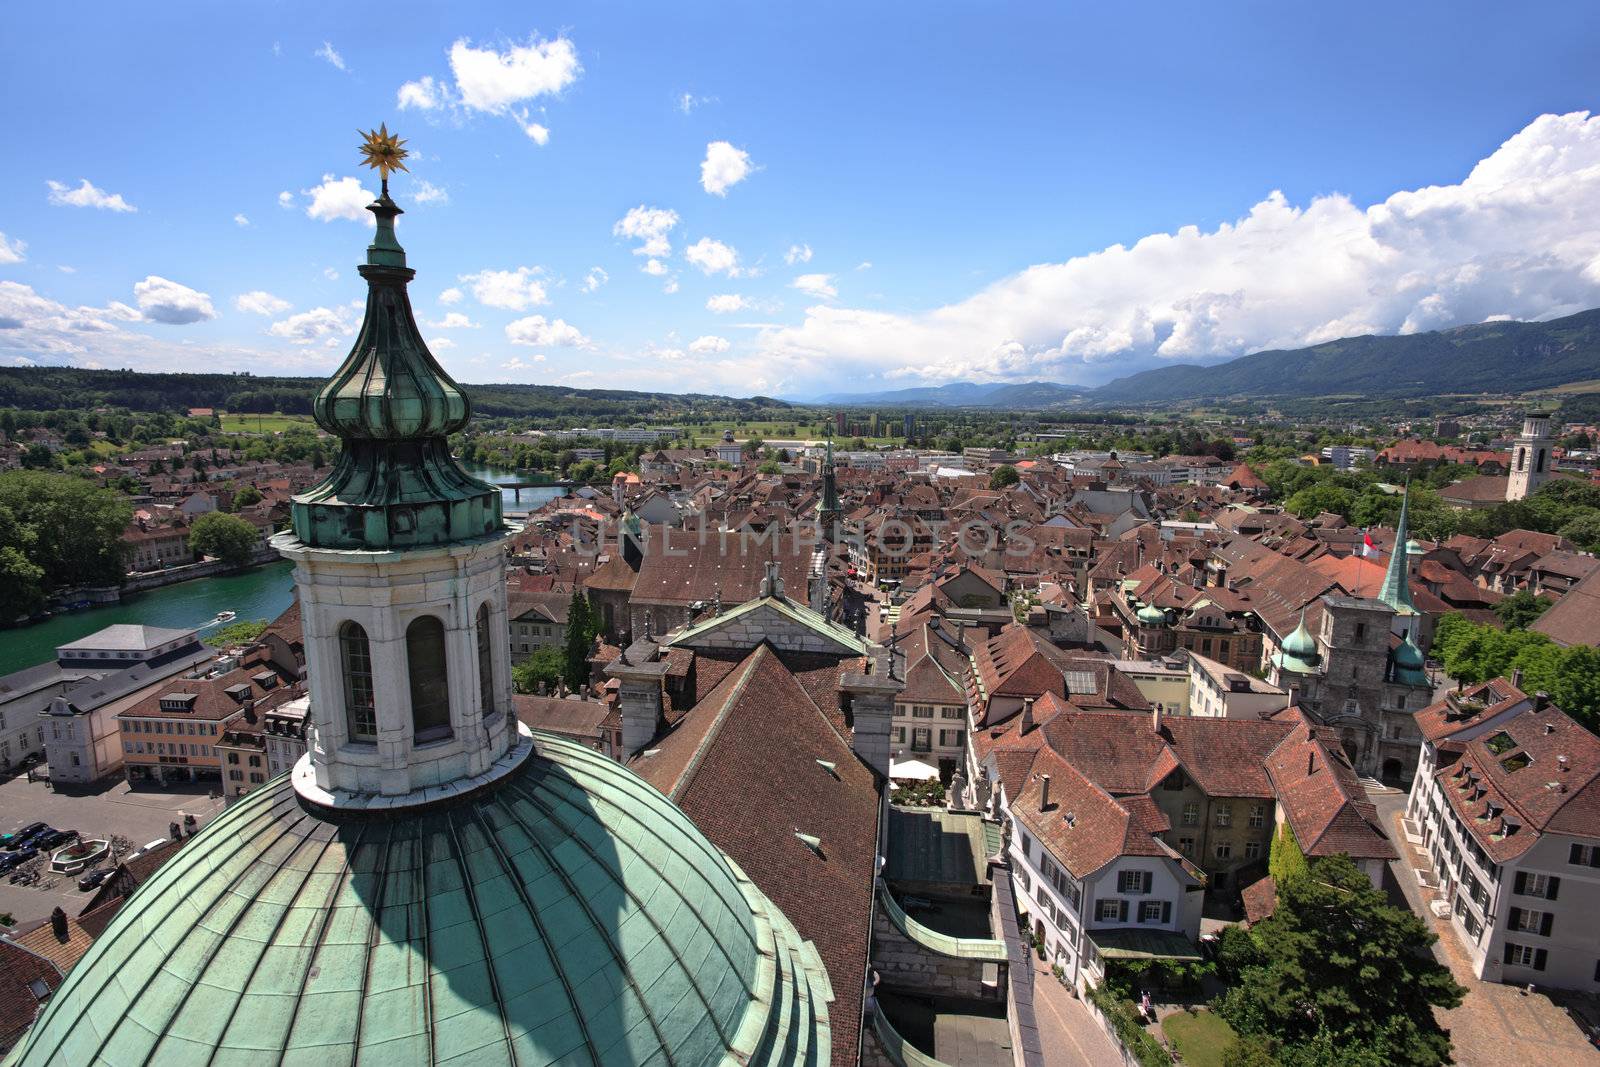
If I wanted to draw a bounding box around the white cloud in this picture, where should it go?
[57,265,74,274]
[278,190,295,210]
[678,92,714,114]
[429,312,479,329]
[741,109,1600,392]
[706,293,748,313]
[323,267,340,281]
[315,41,346,71]
[412,180,448,205]
[46,179,135,213]
[303,174,375,224]
[506,314,589,347]
[234,291,291,316]
[438,286,463,305]
[785,243,813,265]
[856,261,873,271]
[582,267,608,293]
[269,306,354,344]
[429,336,456,349]
[233,213,250,227]
[793,273,837,299]
[641,259,669,277]
[502,355,546,371]
[398,75,446,110]
[519,117,551,145]
[613,205,679,258]
[461,267,547,310]
[700,141,753,196]
[689,334,730,354]
[134,276,216,325]
[447,35,581,113]
[0,233,25,264]
[685,237,740,276]
[663,278,680,295]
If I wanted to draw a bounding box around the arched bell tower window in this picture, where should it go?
[407,615,452,742]
[340,622,377,741]
[476,602,496,718]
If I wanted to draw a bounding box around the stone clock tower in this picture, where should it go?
[272,151,516,800]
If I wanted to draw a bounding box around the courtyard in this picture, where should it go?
[0,769,223,929]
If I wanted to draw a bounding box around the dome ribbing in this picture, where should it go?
[8,732,832,1066]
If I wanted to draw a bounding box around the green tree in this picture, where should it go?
[989,464,1020,489]
[512,646,565,694]
[0,471,130,593]
[1215,855,1464,1066]
[188,512,260,567]
[0,545,46,621]
[1558,512,1600,553]
[1284,482,1354,519]
[1493,589,1552,630]
[21,444,56,470]
[232,485,263,511]
[757,459,782,474]
[563,591,596,692]
[204,619,268,647]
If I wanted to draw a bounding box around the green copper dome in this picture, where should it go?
[7,733,832,1067]
[1136,601,1167,626]
[1274,609,1321,674]
[290,190,503,552]
[1391,632,1428,685]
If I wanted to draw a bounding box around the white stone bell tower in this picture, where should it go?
[273,150,521,804]
[1507,412,1553,502]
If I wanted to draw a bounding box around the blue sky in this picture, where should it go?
[4,2,1600,398]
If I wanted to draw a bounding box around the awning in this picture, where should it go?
[890,757,940,781]
[1088,927,1203,962]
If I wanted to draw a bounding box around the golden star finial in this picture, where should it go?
[357,123,410,182]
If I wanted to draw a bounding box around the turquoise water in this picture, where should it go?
[457,461,568,512]
[0,461,564,675]
[0,560,297,675]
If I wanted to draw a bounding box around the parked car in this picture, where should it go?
[0,846,39,872]
[77,867,113,891]
[2,822,47,850]
[32,829,75,851]
[129,838,169,860]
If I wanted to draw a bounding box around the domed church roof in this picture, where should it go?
[8,731,832,1066]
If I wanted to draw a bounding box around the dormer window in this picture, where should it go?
[158,693,197,712]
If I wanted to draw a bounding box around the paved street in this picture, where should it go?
[0,770,223,928]
[1367,783,1600,1066]
[1028,956,1123,1066]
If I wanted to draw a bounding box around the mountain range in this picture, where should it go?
[816,307,1600,407]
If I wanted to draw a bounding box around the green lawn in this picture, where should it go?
[1160,1009,1236,1067]
[218,413,315,433]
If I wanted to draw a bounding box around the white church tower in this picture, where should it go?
[273,141,517,801]
[1506,412,1553,502]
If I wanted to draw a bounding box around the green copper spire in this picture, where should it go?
[290,141,502,551]
[1378,480,1416,616]
[815,439,841,526]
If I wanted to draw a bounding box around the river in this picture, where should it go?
[0,463,567,676]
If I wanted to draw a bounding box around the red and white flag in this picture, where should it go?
[1362,530,1376,558]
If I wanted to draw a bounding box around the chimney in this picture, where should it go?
[1038,774,1052,812]
[1535,691,1550,712]
[1152,701,1162,734]
[1307,750,1317,776]
[604,640,669,758]
[1511,667,1524,689]
[50,907,68,942]
[1021,698,1036,734]
[1558,754,1570,773]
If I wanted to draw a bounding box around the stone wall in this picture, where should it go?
[872,905,1005,1004]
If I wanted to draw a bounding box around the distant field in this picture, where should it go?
[218,413,315,433]
[1528,378,1600,396]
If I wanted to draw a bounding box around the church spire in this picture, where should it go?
[816,439,841,530]
[291,128,502,551]
[1378,480,1416,615]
